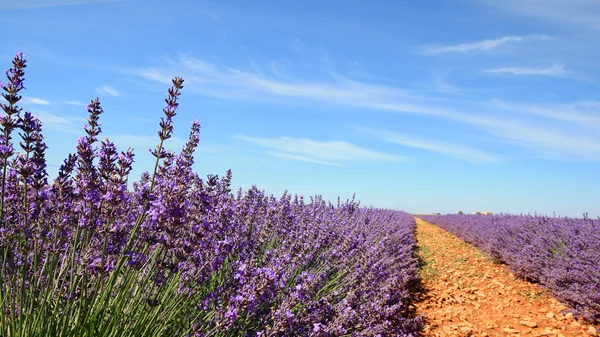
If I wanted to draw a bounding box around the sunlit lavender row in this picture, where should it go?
[419,213,600,324]
[0,53,423,336]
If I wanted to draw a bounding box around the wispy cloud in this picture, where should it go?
[0,0,123,10]
[29,109,83,133]
[127,54,600,162]
[484,119,600,161]
[490,99,600,130]
[419,35,550,54]
[62,100,87,107]
[96,85,120,97]
[202,10,219,21]
[476,0,600,28]
[266,151,342,167]
[234,134,408,166]
[131,55,421,104]
[484,63,566,76]
[357,127,504,164]
[21,96,50,105]
[429,68,467,95]
[288,38,305,53]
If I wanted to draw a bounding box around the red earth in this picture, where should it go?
[414,218,599,337]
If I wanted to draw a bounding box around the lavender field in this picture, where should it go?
[419,213,600,324]
[0,53,424,336]
[3,49,600,336]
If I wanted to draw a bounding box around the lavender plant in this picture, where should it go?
[420,213,600,324]
[0,53,423,337]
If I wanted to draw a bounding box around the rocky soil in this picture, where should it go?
[414,218,599,337]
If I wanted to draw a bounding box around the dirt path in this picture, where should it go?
[414,217,598,337]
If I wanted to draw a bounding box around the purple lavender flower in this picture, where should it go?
[0,52,426,337]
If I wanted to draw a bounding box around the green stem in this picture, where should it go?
[0,156,7,225]
[93,138,164,326]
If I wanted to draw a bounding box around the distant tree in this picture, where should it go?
[458,211,464,215]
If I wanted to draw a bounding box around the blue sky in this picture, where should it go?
[1,0,599,217]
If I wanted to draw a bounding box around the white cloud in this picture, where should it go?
[484,63,566,76]
[131,55,420,105]
[34,111,72,126]
[29,109,82,133]
[203,10,219,21]
[419,35,550,54]
[62,100,87,107]
[266,151,342,167]
[22,96,50,105]
[127,54,600,162]
[483,119,600,161]
[96,85,120,97]
[489,100,600,132]
[475,0,600,28]
[358,128,504,164]
[288,38,305,53]
[429,68,467,95]
[234,134,408,166]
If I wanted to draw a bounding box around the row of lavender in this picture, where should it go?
[0,52,423,336]
[419,214,600,324]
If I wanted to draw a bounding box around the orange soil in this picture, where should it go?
[414,218,599,337]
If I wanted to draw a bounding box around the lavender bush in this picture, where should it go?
[419,213,600,324]
[0,53,423,336]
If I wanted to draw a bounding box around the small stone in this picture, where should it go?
[520,321,538,328]
[502,328,521,334]
[589,326,598,336]
[555,304,568,311]
[546,312,554,319]
[565,313,573,320]
[460,326,472,335]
